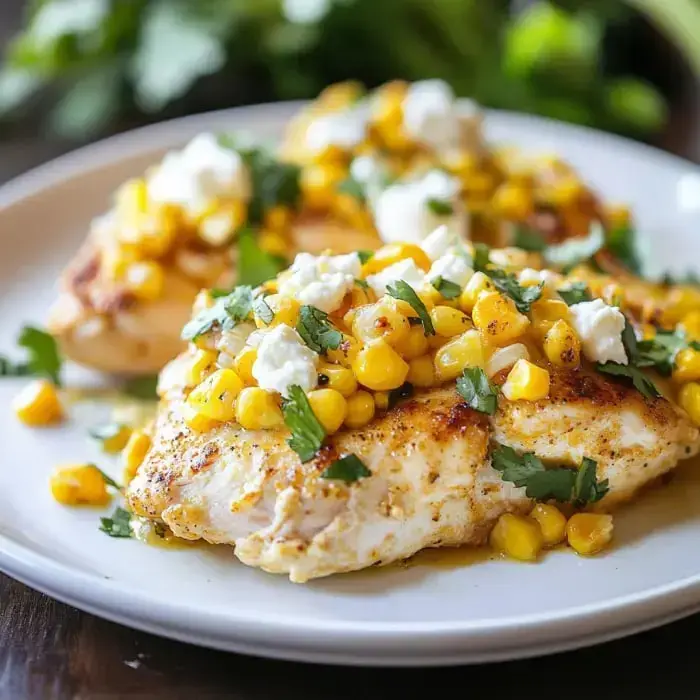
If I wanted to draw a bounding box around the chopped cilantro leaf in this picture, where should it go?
[321,454,371,482]
[621,317,639,363]
[471,243,491,272]
[456,368,498,415]
[282,385,326,462]
[426,199,454,216]
[99,507,133,538]
[237,228,286,287]
[431,275,462,300]
[296,306,342,354]
[636,329,688,376]
[252,296,274,325]
[225,286,255,323]
[3,326,63,385]
[182,285,256,341]
[487,268,543,313]
[513,226,547,252]
[606,224,641,275]
[386,280,435,336]
[122,375,159,400]
[355,278,369,290]
[0,356,30,378]
[558,282,592,306]
[596,362,661,399]
[357,250,374,264]
[573,457,609,507]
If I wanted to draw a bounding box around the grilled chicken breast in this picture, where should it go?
[128,365,699,582]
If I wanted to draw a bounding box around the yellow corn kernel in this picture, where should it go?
[124,261,165,301]
[416,286,440,311]
[407,355,436,388]
[300,163,346,210]
[344,390,376,428]
[472,292,530,346]
[235,387,284,429]
[352,298,410,347]
[491,183,533,220]
[679,382,700,425]
[374,391,390,411]
[115,178,148,218]
[459,272,496,313]
[264,205,293,232]
[122,430,151,481]
[187,368,244,422]
[318,362,357,397]
[101,244,140,282]
[182,403,220,434]
[258,229,289,258]
[543,320,581,368]
[198,200,246,246]
[501,360,550,401]
[233,347,258,386]
[548,176,583,207]
[352,339,409,391]
[327,334,361,368]
[13,379,63,426]
[530,503,567,547]
[256,294,300,328]
[430,305,471,338]
[663,287,700,326]
[50,464,111,507]
[363,243,431,275]
[673,348,700,383]
[120,211,178,258]
[350,280,375,308]
[434,329,484,382]
[97,424,133,454]
[681,311,700,341]
[566,513,613,556]
[529,298,570,339]
[490,513,544,562]
[185,349,218,386]
[308,388,347,434]
[393,324,430,360]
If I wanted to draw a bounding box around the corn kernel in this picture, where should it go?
[13,379,63,426]
[566,513,613,556]
[681,311,700,341]
[344,390,376,428]
[543,320,581,368]
[529,298,570,336]
[490,513,544,562]
[236,387,284,429]
[530,504,567,547]
[300,163,346,210]
[264,205,293,232]
[663,287,700,326]
[374,391,390,411]
[491,183,533,220]
[97,424,133,454]
[187,368,244,422]
[122,430,151,481]
[459,272,495,313]
[233,347,258,386]
[392,324,430,360]
[258,230,289,258]
[472,292,530,346]
[679,382,700,425]
[185,349,218,386]
[256,294,300,328]
[182,403,219,434]
[501,360,550,401]
[50,464,111,506]
[318,362,357,397]
[124,261,165,301]
[673,348,700,383]
[198,200,246,246]
[407,355,436,388]
[434,330,484,382]
[101,244,140,282]
[363,243,431,275]
[308,388,347,434]
[115,178,148,219]
[430,305,471,338]
[327,334,361,368]
[352,339,409,391]
[352,298,410,347]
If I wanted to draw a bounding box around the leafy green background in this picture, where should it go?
[1,0,699,142]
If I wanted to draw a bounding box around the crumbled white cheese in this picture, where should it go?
[427,252,473,288]
[373,169,466,246]
[486,344,530,378]
[420,225,460,262]
[305,104,368,153]
[569,299,628,365]
[278,252,361,313]
[349,155,378,183]
[366,258,426,296]
[252,325,319,397]
[216,322,255,358]
[517,268,563,295]
[402,79,463,151]
[147,133,250,216]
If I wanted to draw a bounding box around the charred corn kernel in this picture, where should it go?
[182,403,219,434]
[393,324,430,360]
[459,272,496,314]
[352,339,409,391]
[530,298,570,338]
[50,464,111,507]
[122,430,151,481]
[232,347,257,386]
[327,334,361,368]
[490,513,544,562]
[115,178,148,218]
[187,368,243,422]
[679,382,700,425]
[344,390,375,428]
[486,343,530,378]
[198,200,246,246]
[673,348,700,382]
[566,513,613,556]
[407,355,436,388]
[472,293,530,346]
[308,388,347,434]
[352,299,410,347]
[430,306,471,338]
[300,163,345,209]
[318,363,357,397]
[502,360,550,401]
[98,424,133,454]
[124,261,165,301]
[530,504,567,547]
[434,329,484,382]
[681,311,700,341]
[374,391,390,411]
[543,320,581,368]
[185,349,218,386]
[257,294,300,328]
[263,205,292,232]
[491,183,533,220]
[236,387,284,429]
[363,243,431,275]
[13,380,63,426]
[258,229,289,257]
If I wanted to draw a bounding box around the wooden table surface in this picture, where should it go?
[3,85,700,700]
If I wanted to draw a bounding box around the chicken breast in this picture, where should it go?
[127,365,699,582]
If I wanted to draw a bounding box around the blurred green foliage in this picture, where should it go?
[0,0,698,141]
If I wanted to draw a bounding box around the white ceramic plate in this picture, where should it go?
[2,102,700,667]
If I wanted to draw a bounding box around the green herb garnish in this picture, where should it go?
[513,226,547,252]
[99,507,133,538]
[181,285,258,341]
[321,454,371,482]
[426,198,454,216]
[354,278,369,290]
[471,243,491,272]
[431,275,462,300]
[573,457,609,507]
[282,385,326,462]
[357,250,374,264]
[0,326,63,384]
[237,228,286,287]
[595,362,661,399]
[488,269,543,313]
[607,224,641,275]
[338,176,365,202]
[558,282,592,306]
[94,466,123,491]
[122,375,159,400]
[386,280,435,336]
[296,306,342,354]
[456,368,499,415]
[252,296,274,325]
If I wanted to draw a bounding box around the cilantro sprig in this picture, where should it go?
[99,507,133,538]
[282,385,326,462]
[456,368,499,415]
[426,199,454,216]
[636,329,699,377]
[321,454,371,482]
[595,362,661,399]
[1,326,62,385]
[431,275,462,300]
[512,226,547,252]
[386,280,435,336]
[558,282,592,306]
[237,228,286,288]
[296,306,342,354]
